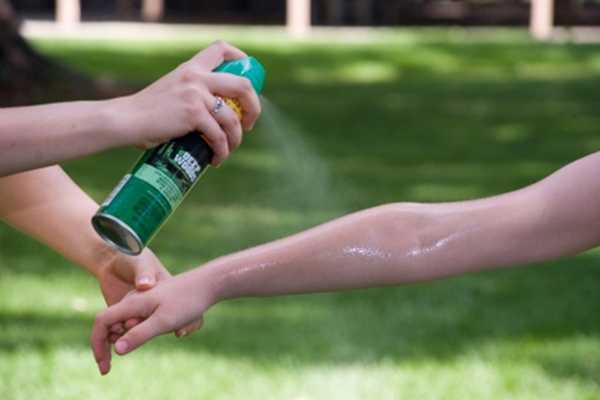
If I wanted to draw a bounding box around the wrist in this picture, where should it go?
[98,96,139,148]
[188,257,235,305]
[86,238,124,280]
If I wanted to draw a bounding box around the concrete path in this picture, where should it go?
[21,20,600,44]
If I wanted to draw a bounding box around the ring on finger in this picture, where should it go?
[211,96,225,115]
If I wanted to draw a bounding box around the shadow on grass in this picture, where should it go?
[534,353,600,387]
[2,255,600,387]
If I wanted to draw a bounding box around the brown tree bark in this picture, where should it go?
[0,0,113,106]
[142,0,164,22]
[530,0,554,40]
[117,0,137,19]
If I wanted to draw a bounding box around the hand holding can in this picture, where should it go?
[92,54,266,255]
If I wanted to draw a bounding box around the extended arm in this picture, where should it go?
[205,151,600,296]
[92,152,600,373]
[0,101,132,177]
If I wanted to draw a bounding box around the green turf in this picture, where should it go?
[2,28,600,399]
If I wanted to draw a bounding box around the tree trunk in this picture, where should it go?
[287,0,311,36]
[530,0,554,40]
[117,0,137,19]
[0,0,114,107]
[142,0,164,22]
[56,0,81,28]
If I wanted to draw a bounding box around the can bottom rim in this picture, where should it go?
[91,213,143,256]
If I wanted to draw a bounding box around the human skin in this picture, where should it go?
[0,40,261,177]
[91,151,600,375]
[0,166,202,339]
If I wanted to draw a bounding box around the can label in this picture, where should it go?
[135,164,183,209]
[95,133,213,251]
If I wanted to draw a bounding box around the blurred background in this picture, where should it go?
[1,1,600,399]
[9,0,600,27]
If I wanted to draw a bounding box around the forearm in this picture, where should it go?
[198,153,600,300]
[0,166,120,275]
[0,99,128,176]
[198,197,539,300]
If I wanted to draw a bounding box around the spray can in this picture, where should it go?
[92,57,266,255]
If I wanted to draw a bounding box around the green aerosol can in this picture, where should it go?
[92,57,266,255]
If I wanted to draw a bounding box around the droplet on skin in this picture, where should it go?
[341,246,392,260]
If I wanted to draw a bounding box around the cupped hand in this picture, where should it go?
[114,40,262,166]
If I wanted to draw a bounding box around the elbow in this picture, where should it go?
[366,202,438,260]
[369,202,485,280]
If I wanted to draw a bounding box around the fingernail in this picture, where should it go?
[178,330,188,338]
[115,340,129,354]
[98,360,110,375]
[137,277,153,286]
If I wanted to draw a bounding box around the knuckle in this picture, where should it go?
[179,85,202,103]
[183,102,207,129]
[193,102,209,119]
[225,112,239,128]
[184,103,199,123]
[239,78,253,94]
[140,296,158,316]
[214,134,228,148]
[180,66,209,84]
[153,313,176,331]
[179,65,198,83]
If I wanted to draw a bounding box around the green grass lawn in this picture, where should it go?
[2,28,600,399]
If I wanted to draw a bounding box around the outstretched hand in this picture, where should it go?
[91,267,215,375]
[94,248,203,344]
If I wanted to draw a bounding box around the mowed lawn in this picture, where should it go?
[2,28,600,399]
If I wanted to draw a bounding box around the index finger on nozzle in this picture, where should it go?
[193,40,247,71]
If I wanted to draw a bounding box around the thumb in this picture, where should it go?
[133,262,157,291]
[114,315,166,355]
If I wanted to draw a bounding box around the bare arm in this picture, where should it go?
[0,41,261,176]
[0,101,127,177]
[92,152,600,373]
[0,166,202,334]
[0,166,124,274]
[206,151,600,296]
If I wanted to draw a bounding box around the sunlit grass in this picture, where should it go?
[1,28,600,399]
